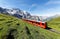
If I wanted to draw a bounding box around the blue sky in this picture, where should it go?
[0,0,60,16]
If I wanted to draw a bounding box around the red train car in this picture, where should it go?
[23,19,47,29]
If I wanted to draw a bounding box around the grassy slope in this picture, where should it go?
[0,14,60,39]
[47,17,60,32]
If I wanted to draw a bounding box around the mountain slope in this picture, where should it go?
[0,14,60,39]
[0,7,31,19]
[0,7,49,21]
[47,17,60,32]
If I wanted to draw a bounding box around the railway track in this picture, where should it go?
[46,27,60,34]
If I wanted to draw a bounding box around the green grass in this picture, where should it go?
[47,17,60,32]
[0,14,60,39]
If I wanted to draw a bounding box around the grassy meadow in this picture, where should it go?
[0,14,60,39]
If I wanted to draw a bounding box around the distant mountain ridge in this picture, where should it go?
[0,7,60,21]
[0,7,42,21]
[0,7,31,19]
[43,14,60,21]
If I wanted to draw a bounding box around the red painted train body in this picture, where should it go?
[23,19,47,29]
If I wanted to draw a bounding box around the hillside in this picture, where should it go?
[0,14,60,39]
[47,17,60,32]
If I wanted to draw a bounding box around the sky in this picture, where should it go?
[0,0,60,16]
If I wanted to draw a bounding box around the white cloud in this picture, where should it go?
[31,4,37,7]
[28,4,37,11]
[31,6,60,16]
[32,12,60,17]
[45,0,60,5]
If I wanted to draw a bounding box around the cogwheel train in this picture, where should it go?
[23,19,47,29]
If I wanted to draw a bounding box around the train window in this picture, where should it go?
[38,22,40,25]
[42,23,44,25]
[36,22,40,25]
